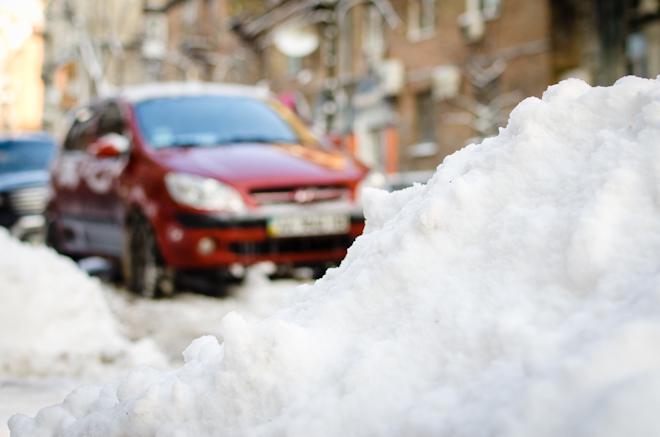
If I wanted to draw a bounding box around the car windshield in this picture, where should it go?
[135,95,300,148]
[0,140,55,173]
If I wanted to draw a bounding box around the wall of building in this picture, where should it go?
[0,2,45,132]
[35,0,660,181]
[163,0,261,84]
[41,0,149,131]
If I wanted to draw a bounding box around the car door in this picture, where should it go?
[50,105,99,255]
[78,100,130,256]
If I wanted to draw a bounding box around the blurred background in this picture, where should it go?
[1,0,651,188]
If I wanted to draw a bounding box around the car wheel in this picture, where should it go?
[174,268,230,297]
[45,218,61,252]
[127,216,172,298]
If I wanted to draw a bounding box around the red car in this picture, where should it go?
[46,82,368,296]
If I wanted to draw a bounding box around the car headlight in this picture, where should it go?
[164,172,246,212]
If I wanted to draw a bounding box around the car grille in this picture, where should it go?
[250,185,350,205]
[230,235,354,255]
[8,186,48,214]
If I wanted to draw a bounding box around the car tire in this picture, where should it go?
[174,268,230,297]
[45,218,61,252]
[126,216,172,298]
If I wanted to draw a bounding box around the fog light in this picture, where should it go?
[229,263,245,278]
[197,237,216,255]
[168,227,183,242]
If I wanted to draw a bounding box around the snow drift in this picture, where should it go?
[0,229,168,377]
[11,76,660,436]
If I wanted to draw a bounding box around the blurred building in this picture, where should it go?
[41,0,149,132]
[38,0,660,182]
[595,0,660,84]
[231,0,660,182]
[144,0,261,83]
[0,0,45,131]
[232,0,567,181]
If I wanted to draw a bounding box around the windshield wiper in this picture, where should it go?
[156,137,298,148]
[158,142,204,149]
[218,137,297,144]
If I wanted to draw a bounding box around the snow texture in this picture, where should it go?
[0,229,168,378]
[11,76,660,436]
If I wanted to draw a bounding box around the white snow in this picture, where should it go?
[0,228,168,378]
[9,76,660,435]
[0,233,300,437]
[102,264,309,365]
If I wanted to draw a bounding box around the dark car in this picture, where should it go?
[0,132,56,242]
[46,82,369,296]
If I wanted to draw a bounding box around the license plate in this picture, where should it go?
[267,213,350,238]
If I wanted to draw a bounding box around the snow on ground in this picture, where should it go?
[0,228,163,437]
[0,378,87,437]
[0,228,168,379]
[0,235,300,436]
[10,76,660,436]
[102,265,308,365]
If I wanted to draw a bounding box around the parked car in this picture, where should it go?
[46,82,369,296]
[0,132,56,242]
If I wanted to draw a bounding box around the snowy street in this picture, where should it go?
[101,268,307,366]
[5,0,660,432]
[8,78,660,435]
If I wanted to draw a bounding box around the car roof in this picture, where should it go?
[115,81,272,104]
[0,131,54,143]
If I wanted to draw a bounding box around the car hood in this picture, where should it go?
[154,143,366,188]
[0,170,49,192]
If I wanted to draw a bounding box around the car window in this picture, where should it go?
[134,95,300,148]
[63,107,97,151]
[97,101,126,137]
[0,140,55,173]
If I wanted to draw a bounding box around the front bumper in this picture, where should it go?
[0,212,45,241]
[154,204,365,270]
[0,184,48,241]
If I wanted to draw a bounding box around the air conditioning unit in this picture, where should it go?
[432,65,462,100]
[458,10,485,43]
[377,58,405,96]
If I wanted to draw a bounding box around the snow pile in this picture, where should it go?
[0,228,168,377]
[11,76,660,436]
[103,263,306,364]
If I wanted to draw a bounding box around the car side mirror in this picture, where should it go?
[324,133,343,150]
[89,133,130,158]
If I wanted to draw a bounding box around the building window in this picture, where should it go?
[417,90,435,143]
[460,0,500,42]
[183,1,198,29]
[407,0,436,41]
[479,0,501,20]
[410,90,437,159]
[464,0,501,21]
[626,32,648,77]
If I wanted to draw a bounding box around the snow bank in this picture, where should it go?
[0,229,168,378]
[11,76,660,436]
[103,263,305,364]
